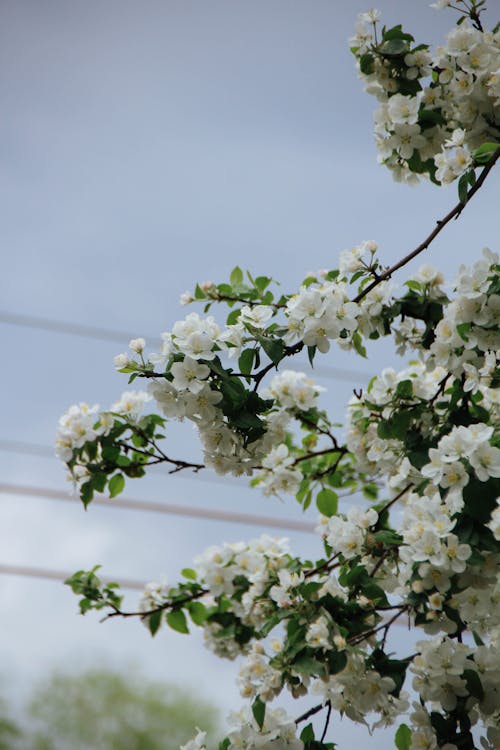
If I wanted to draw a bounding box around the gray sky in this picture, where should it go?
[1,0,498,744]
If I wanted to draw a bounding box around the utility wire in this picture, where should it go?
[0,310,370,383]
[0,482,315,533]
[0,562,147,590]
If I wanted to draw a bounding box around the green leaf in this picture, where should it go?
[181,568,197,580]
[359,53,375,75]
[255,276,271,292]
[230,266,244,285]
[456,322,471,342]
[362,483,379,500]
[328,649,347,674]
[91,472,108,494]
[80,481,94,508]
[382,25,414,43]
[188,601,208,625]
[472,142,499,164]
[458,170,472,203]
[381,38,409,56]
[396,379,413,399]
[227,308,241,325]
[352,331,367,358]
[293,654,326,676]
[238,348,255,375]
[194,283,206,299]
[166,609,189,634]
[108,473,125,498]
[302,490,313,511]
[395,723,412,750]
[300,725,315,744]
[252,697,266,730]
[405,280,421,291]
[147,610,163,637]
[316,488,338,517]
[101,444,120,462]
[256,335,285,365]
[463,669,484,700]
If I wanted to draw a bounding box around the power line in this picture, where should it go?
[0,310,370,383]
[0,482,315,533]
[0,562,147,590]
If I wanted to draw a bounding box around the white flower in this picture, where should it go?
[264,370,324,412]
[170,357,210,393]
[306,616,332,650]
[129,337,146,353]
[413,264,444,286]
[487,501,500,540]
[111,390,151,420]
[113,352,130,370]
[239,305,274,329]
[469,442,500,482]
[359,8,381,25]
[387,93,421,125]
[180,729,207,750]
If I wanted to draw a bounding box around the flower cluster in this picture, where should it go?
[351,9,500,184]
[226,705,303,750]
[312,651,409,729]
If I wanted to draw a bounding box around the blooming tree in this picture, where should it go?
[58,3,500,749]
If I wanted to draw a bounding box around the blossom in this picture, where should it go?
[111,390,151,420]
[129,337,146,353]
[170,357,210,393]
[180,729,207,750]
[113,352,130,370]
[264,370,324,411]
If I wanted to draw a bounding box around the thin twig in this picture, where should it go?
[377,484,413,517]
[349,606,409,646]
[295,702,326,725]
[354,149,500,304]
[320,701,332,743]
[297,415,341,449]
[102,588,208,622]
[293,447,344,467]
[304,553,341,579]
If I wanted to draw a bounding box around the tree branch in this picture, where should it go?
[102,588,208,622]
[354,149,500,304]
[295,702,327,725]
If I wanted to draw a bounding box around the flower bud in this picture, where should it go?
[113,352,130,370]
[129,337,146,353]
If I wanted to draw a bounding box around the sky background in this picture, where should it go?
[0,0,499,745]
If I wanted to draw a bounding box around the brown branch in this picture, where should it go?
[354,149,500,304]
[208,293,286,309]
[378,484,413,516]
[102,588,208,622]
[252,342,305,390]
[117,440,204,474]
[304,553,341,579]
[297,415,341,449]
[293,447,345,467]
[295,702,327,725]
[349,606,409,647]
[320,701,332,743]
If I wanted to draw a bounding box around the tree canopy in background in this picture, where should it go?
[0,668,220,750]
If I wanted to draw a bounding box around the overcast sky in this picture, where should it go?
[1,0,498,745]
